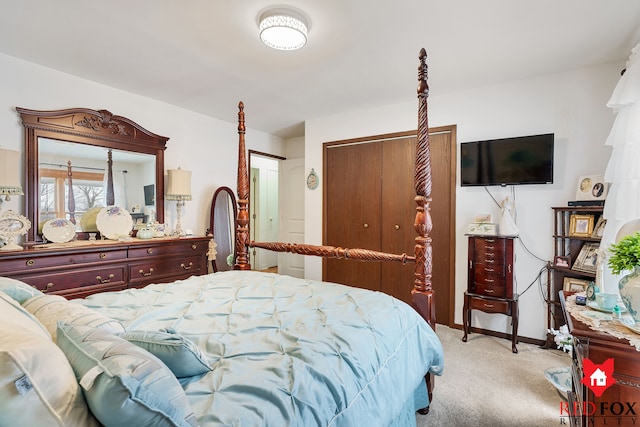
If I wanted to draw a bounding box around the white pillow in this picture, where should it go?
[23,294,125,340]
[0,294,98,426]
[0,292,49,339]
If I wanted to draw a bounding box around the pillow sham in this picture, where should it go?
[56,322,198,427]
[119,329,211,378]
[0,276,43,304]
[0,295,98,426]
[23,294,125,340]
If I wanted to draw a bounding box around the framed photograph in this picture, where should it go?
[591,217,606,238]
[563,277,591,292]
[571,242,600,274]
[575,174,609,201]
[554,255,571,269]
[569,214,595,237]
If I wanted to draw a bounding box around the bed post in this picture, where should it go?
[234,101,251,270]
[411,48,435,328]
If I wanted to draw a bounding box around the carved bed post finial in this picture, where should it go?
[412,48,435,326]
[106,150,115,206]
[234,101,251,270]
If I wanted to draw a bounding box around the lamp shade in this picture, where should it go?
[0,149,24,197]
[166,168,192,201]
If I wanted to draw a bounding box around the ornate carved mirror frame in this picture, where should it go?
[17,107,168,242]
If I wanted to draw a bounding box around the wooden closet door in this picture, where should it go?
[324,142,382,289]
[380,137,416,306]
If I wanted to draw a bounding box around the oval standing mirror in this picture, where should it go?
[209,187,237,272]
[17,107,168,242]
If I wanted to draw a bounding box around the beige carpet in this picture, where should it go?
[417,325,571,427]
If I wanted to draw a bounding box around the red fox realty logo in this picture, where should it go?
[582,358,616,396]
[560,358,637,425]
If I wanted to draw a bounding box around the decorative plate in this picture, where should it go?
[96,206,133,240]
[618,317,640,335]
[42,218,76,243]
[587,301,627,313]
[544,366,572,393]
[580,310,613,321]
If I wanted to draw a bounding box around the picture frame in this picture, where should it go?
[554,255,571,269]
[569,214,595,237]
[575,174,609,201]
[571,242,600,274]
[591,217,606,238]
[563,277,591,293]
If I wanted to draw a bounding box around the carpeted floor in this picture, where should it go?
[417,325,571,427]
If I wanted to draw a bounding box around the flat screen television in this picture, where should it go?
[460,133,554,187]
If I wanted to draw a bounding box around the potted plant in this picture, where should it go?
[608,231,640,322]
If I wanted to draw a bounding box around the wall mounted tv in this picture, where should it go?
[460,133,554,187]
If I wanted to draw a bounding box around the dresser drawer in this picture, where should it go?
[129,240,207,259]
[0,249,128,273]
[129,255,204,285]
[468,296,511,314]
[474,283,506,298]
[17,265,126,294]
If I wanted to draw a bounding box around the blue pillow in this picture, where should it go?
[56,322,198,427]
[118,329,211,378]
[0,277,43,304]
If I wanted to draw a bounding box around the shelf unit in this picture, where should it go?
[547,206,604,344]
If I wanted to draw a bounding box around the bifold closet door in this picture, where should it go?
[380,137,417,306]
[324,142,382,290]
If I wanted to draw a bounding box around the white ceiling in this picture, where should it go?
[1,1,639,139]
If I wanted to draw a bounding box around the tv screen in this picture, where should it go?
[460,133,554,186]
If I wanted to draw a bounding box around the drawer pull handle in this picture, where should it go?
[191,244,197,250]
[486,246,494,250]
[43,282,54,293]
[147,248,154,254]
[485,259,495,264]
[483,303,494,308]
[485,239,495,243]
[485,268,494,272]
[100,253,107,259]
[139,268,154,277]
[394,224,400,230]
[485,289,495,293]
[26,259,35,266]
[485,278,494,283]
[181,262,193,270]
[508,264,512,273]
[96,274,114,284]
[469,260,473,269]
[363,223,369,228]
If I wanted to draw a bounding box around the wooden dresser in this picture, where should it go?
[560,291,640,427]
[0,236,210,299]
[462,235,519,353]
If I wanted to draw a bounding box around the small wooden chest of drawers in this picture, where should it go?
[0,236,210,299]
[462,235,519,353]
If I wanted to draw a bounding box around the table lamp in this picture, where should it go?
[165,167,192,236]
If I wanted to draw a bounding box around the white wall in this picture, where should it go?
[0,53,285,236]
[304,61,623,340]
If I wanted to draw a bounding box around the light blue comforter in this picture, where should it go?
[79,271,444,427]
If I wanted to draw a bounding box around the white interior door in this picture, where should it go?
[278,158,305,278]
[250,155,279,270]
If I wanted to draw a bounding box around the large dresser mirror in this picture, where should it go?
[17,107,168,242]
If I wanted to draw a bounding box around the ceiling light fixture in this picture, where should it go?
[259,8,308,51]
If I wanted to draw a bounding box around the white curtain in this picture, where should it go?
[601,43,640,292]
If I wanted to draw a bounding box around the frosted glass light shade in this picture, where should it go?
[259,9,308,51]
[0,149,24,199]
[166,168,192,201]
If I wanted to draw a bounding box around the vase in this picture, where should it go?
[619,266,640,323]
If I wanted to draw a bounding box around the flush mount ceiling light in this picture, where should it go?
[259,8,308,51]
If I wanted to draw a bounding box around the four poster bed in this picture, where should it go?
[0,49,443,427]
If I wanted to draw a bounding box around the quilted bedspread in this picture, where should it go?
[78,271,444,427]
